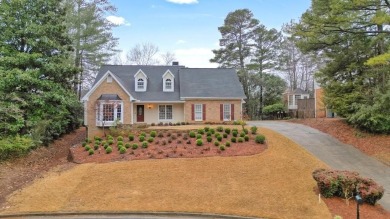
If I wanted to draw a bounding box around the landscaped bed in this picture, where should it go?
[70,126,267,163]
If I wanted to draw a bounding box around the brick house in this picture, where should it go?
[82,65,246,137]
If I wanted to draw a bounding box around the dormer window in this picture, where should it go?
[137,79,144,90]
[162,70,174,92]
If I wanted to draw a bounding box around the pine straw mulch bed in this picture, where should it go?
[69,128,266,164]
[289,118,390,166]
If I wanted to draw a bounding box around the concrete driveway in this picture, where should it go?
[248,121,390,211]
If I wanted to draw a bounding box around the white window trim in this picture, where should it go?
[96,100,123,126]
[158,104,173,121]
[163,78,174,92]
[223,103,231,121]
[194,104,203,121]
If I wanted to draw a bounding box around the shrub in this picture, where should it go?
[128,134,134,141]
[140,132,147,137]
[132,143,138,150]
[204,126,210,132]
[107,135,113,141]
[186,140,191,144]
[251,126,258,134]
[240,132,245,137]
[231,137,236,143]
[94,145,99,150]
[183,133,189,140]
[232,128,238,133]
[157,132,164,138]
[85,145,91,151]
[151,123,155,126]
[243,128,249,134]
[106,146,113,154]
[312,168,384,205]
[197,129,205,135]
[225,141,231,147]
[108,139,114,145]
[176,122,181,126]
[181,122,186,125]
[237,137,244,143]
[223,133,228,138]
[117,136,123,141]
[82,142,87,147]
[206,132,211,137]
[168,137,172,143]
[171,134,177,140]
[119,147,126,154]
[103,143,109,149]
[101,140,106,145]
[209,128,215,134]
[255,135,266,144]
[232,131,238,137]
[214,141,220,146]
[139,136,145,142]
[219,145,225,151]
[142,141,148,148]
[196,139,203,146]
[224,128,231,134]
[217,136,222,142]
[244,135,249,141]
[125,143,131,148]
[88,149,94,155]
[177,132,182,137]
[86,138,92,143]
[150,131,157,137]
[196,134,202,139]
[167,132,172,137]
[216,126,223,132]
[117,141,123,147]
[206,136,212,142]
[147,137,154,143]
[189,131,196,138]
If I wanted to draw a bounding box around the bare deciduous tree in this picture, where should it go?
[160,51,176,65]
[126,42,159,65]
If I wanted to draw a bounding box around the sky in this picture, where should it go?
[107,0,311,67]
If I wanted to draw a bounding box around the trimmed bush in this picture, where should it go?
[117,136,123,141]
[132,143,138,150]
[204,126,210,132]
[312,168,384,205]
[82,142,87,147]
[206,136,212,142]
[150,131,157,137]
[117,141,123,147]
[147,137,154,143]
[103,143,109,149]
[243,128,249,134]
[223,133,228,138]
[140,132,147,137]
[85,145,91,151]
[251,126,258,134]
[209,128,215,134]
[88,149,94,155]
[107,135,113,141]
[197,129,204,135]
[183,133,189,140]
[128,134,134,141]
[255,135,266,144]
[231,137,236,143]
[244,135,249,141]
[232,131,238,137]
[214,141,220,146]
[237,137,244,143]
[108,139,114,145]
[217,136,222,142]
[196,139,203,146]
[232,128,238,133]
[219,145,225,151]
[216,126,223,132]
[206,132,212,137]
[189,131,196,138]
[196,134,202,139]
[139,136,145,142]
[142,141,148,148]
[240,132,245,137]
[119,147,126,154]
[225,141,231,147]
[125,143,131,148]
[106,146,113,154]
[224,128,231,134]
[94,145,99,150]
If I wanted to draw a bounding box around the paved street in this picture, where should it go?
[248,121,390,211]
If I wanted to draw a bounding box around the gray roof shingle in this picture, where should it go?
[92,65,246,101]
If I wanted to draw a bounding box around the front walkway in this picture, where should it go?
[248,121,390,211]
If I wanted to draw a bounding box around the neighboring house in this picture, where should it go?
[287,88,310,110]
[82,65,246,138]
[314,82,336,118]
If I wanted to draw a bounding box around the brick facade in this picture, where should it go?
[183,100,242,123]
[315,88,326,118]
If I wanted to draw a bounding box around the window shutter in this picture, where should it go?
[191,104,194,121]
[220,104,223,121]
[231,104,235,120]
[202,104,206,121]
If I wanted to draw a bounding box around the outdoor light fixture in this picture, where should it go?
[355,194,363,219]
[147,104,152,109]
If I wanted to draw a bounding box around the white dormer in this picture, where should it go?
[162,70,174,92]
[134,69,148,92]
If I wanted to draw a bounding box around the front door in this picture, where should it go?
[137,105,144,122]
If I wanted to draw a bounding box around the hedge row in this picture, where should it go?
[312,168,384,205]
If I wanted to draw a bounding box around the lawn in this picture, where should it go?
[0,128,331,219]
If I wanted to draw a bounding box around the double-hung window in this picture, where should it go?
[159,105,173,120]
[223,104,231,121]
[194,104,203,121]
[137,79,144,90]
[165,79,172,90]
[97,101,123,126]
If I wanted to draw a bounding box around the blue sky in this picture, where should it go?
[107,0,311,67]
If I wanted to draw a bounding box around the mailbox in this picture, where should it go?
[355,195,363,205]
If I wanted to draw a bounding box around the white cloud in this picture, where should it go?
[106,16,131,26]
[166,0,199,4]
[176,40,187,44]
[174,48,219,68]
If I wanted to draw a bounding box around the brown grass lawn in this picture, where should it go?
[0,128,331,219]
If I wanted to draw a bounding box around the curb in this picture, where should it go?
[0,211,264,219]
